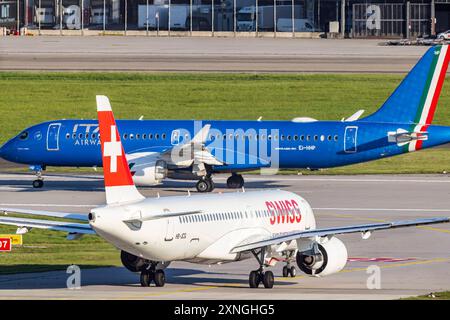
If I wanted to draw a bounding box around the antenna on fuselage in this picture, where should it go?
[157,192,160,198]
[242,187,245,193]
[187,190,191,197]
[257,116,262,121]
[139,115,144,120]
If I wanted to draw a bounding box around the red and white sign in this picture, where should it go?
[0,238,11,251]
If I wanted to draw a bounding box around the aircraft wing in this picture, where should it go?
[162,124,224,167]
[230,217,449,254]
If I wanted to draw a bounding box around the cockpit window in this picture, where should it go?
[19,131,29,140]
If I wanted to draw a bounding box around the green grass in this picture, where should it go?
[0,223,120,275]
[1,72,450,174]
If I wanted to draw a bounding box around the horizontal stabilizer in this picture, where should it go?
[387,129,428,146]
[0,216,94,234]
[0,207,88,221]
[344,110,365,122]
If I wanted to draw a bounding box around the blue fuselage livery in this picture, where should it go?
[2,45,450,192]
[2,119,450,170]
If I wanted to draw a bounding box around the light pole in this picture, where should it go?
[103,0,106,34]
[156,10,159,36]
[146,0,149,36]
[38,0,41,35]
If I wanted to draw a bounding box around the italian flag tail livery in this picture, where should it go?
[361,45,450,140]
[96,95,144,205]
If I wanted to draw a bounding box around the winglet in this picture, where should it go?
[96,95,112,112]
[191,124,211,144]
[96,95,144,205]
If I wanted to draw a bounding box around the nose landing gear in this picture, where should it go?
[30,165,45,188]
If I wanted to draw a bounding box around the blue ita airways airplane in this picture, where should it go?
[1,45,450,192]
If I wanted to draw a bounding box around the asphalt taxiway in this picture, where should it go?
[0,173,450,299]
[0,37,430,73]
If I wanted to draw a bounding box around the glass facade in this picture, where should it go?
[0,0,444,38]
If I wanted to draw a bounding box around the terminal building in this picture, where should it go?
[0,0,449,38]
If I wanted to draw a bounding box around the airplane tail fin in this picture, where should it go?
[361,45,450,125]
[96,95,145,205]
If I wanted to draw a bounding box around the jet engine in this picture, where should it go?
[120,250,148,272]
[296,237,348,277]
[131,159,167,186]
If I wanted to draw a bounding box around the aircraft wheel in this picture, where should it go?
[262,271,274,289]
[196,178,213,193]
[154,270,166,287]
[282,266,289,278]
[226,174,244,189]
[32,180,44,188]
[289,266,296,277]
[140,271,153,287]
[249,270,260,288]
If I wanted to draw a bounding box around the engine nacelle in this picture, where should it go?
[131,159,167,186]
[120,250,147,272]
[296,237,348,277]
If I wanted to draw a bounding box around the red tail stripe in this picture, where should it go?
[98,111,134,187]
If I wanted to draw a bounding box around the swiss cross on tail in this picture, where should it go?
[96,95,144,205]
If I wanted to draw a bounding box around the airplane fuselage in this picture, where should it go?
[90,189,315,264]
[2,119,450,172]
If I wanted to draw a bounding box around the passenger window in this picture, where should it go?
[123,134,128,140]
[136,134,140,139]
[306,135,311,141]
[287,135,291,141]
[328,135,332,141]
[143,134,147,139]
[149,134,153,139]
[65,133,70,139]
[155,134,159,139]
[293,135,298,141]
[314,135,318,141]
[162,133,166,139]
[130,134,134,140]
[334,135,339,141]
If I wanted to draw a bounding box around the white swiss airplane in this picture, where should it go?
[1,96,449,289]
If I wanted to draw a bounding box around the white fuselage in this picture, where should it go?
[89,189,316,265]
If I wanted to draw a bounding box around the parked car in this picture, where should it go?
[437,30,450,40]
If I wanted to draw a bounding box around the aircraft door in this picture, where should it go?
[171,130,181,146]
[344,126,358,153]
[47,123,61,151]
[164,213,175,241]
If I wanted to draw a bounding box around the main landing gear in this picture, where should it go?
[249,247,275,289]
[226,174,244,189]
[282,250,297,278]
[30,165,45,189]
[196,176,215,193]
[140,264,166,287]
[195,173,244,193]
